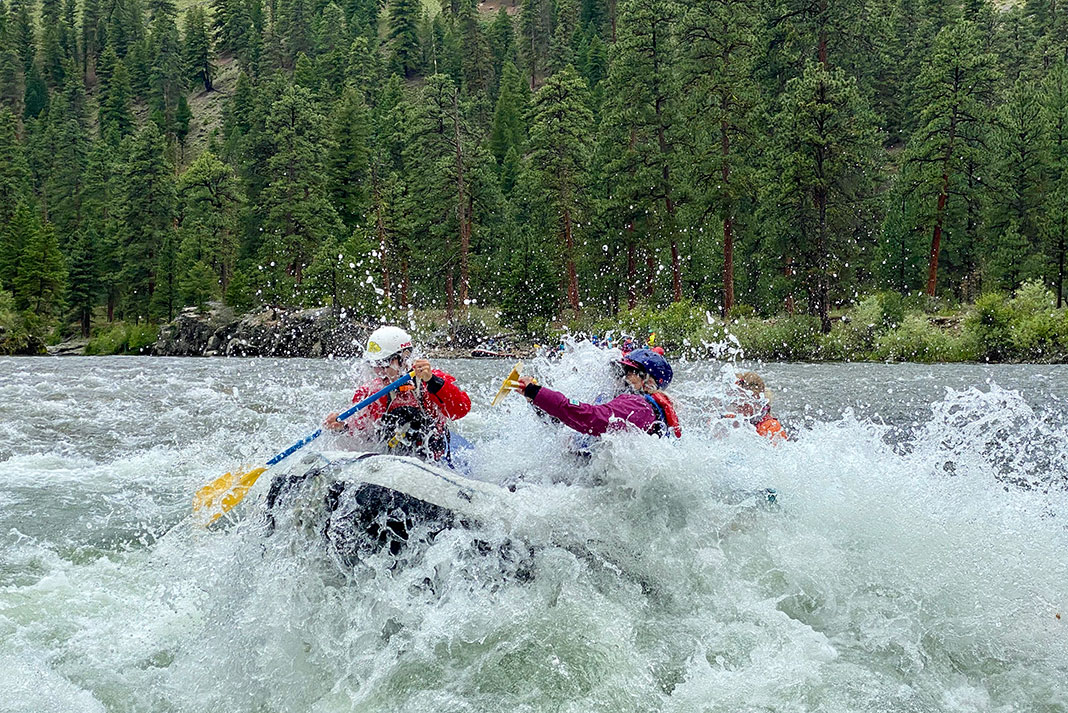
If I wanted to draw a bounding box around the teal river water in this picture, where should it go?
[0,350,1066,712]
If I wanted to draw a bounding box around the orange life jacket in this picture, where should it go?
[645,392,682,438]
[755,416,787,442]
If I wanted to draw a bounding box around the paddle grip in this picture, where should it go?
[263,371,415,468]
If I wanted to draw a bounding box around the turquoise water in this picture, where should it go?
[1,352,1066,712]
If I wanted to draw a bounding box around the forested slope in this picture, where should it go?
[1,0,1067,350]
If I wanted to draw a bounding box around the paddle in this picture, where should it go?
[193,371,416,525]
[492,361,538,406]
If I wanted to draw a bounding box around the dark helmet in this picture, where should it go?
[619,348,673,389]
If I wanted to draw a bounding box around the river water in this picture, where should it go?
[1,350,1066,713]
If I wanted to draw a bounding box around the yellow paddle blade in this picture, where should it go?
[192,465,268,525]
[492,361,523,406]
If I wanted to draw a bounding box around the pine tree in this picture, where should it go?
[678,0,759,314]
[460,6,493,96]
[67,226,98,335]
[528,65,594,314]
[41,91,89,241]
[387,0,422,78]
[99,53,135,140]
[1,200,37,289]
[149,4,185,129]
[986,79,1048,285]
[279,0,314,62]
[328,85,372,231]
[904,19,998,297]
[404,73,478,318]
[23,61,47,118]
[489,8,516,92]
[213,0,252,59]
[0,13,24,115]
[179,259,217,310]
[0,107,29,234]
[150,225,178,319]
[117,122,176,320]
[14,220,67,315]
[82,0,103,73]
[175,94,192,154]
[489,61,526,166]
[81,139,123,320]
[176,150,242,293]
[184,6,214,91]
[764,61,883,332]
[600,0,683,302]
[1042,58,1068,306]
[519,0,552,88]
[257,83,342,301]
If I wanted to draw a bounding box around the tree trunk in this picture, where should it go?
[721,112,734,316]
[926,170,950,297]
[445,268,455,326]
[371,166,391,300]
[626,230,637,309]
[1057,216,1065,308]
[453,92,470,312]
[563,206,580,313]
[645,251,656,298]
[816,185,830,332]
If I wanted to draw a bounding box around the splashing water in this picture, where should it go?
[0,355,1065,712]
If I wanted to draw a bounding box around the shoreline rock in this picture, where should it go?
[150,304,535,359]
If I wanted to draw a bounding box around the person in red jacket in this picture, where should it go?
[324,326,471,461]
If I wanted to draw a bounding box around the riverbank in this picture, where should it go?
[8,281,1068,363]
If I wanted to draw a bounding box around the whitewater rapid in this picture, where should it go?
[0,352,1066,712]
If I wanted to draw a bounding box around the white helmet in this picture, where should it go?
[363,325,413,362]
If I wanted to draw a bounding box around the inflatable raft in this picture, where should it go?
[260,451,521,565]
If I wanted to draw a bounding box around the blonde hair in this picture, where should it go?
[735,371,772,404]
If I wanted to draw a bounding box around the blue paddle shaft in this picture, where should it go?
[265,372,414,467]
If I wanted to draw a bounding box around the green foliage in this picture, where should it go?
[731,314,824,361]
[873,314,966,363]
[85,320,160,354]
[595,299,724,356]
[964,292,1016,362]
[2,0,1068,364]
[13,220,67,316]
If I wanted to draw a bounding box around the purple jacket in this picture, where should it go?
[531,386,659,436]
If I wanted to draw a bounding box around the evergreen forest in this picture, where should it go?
[2,0,1068,351]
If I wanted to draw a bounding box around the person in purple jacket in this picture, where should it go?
[513,349,682,438]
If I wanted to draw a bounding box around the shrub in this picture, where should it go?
[593,299,725,355]
[820,295,885,359]
[731,314,824,361]
[963,292,1015,362]
[85,321,160,355]
[1007,283,1068,361]
[873,313,967,362]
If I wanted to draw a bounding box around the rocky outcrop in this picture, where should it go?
[46,338,90,356]
[153,304,375,358]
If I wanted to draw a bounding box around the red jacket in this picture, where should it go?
[345,369,471,433]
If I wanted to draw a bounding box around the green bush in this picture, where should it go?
[0,306,48,355]
[819,295,885,360]
[963,292,1015,362]
[85,322,160,355]
[593,299,725,355]
[873,313,968,362]
[731,314,824,361]
[1006,282,1068,361]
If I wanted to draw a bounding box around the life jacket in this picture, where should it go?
[754,416,787,442]
[642,392,682,438]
